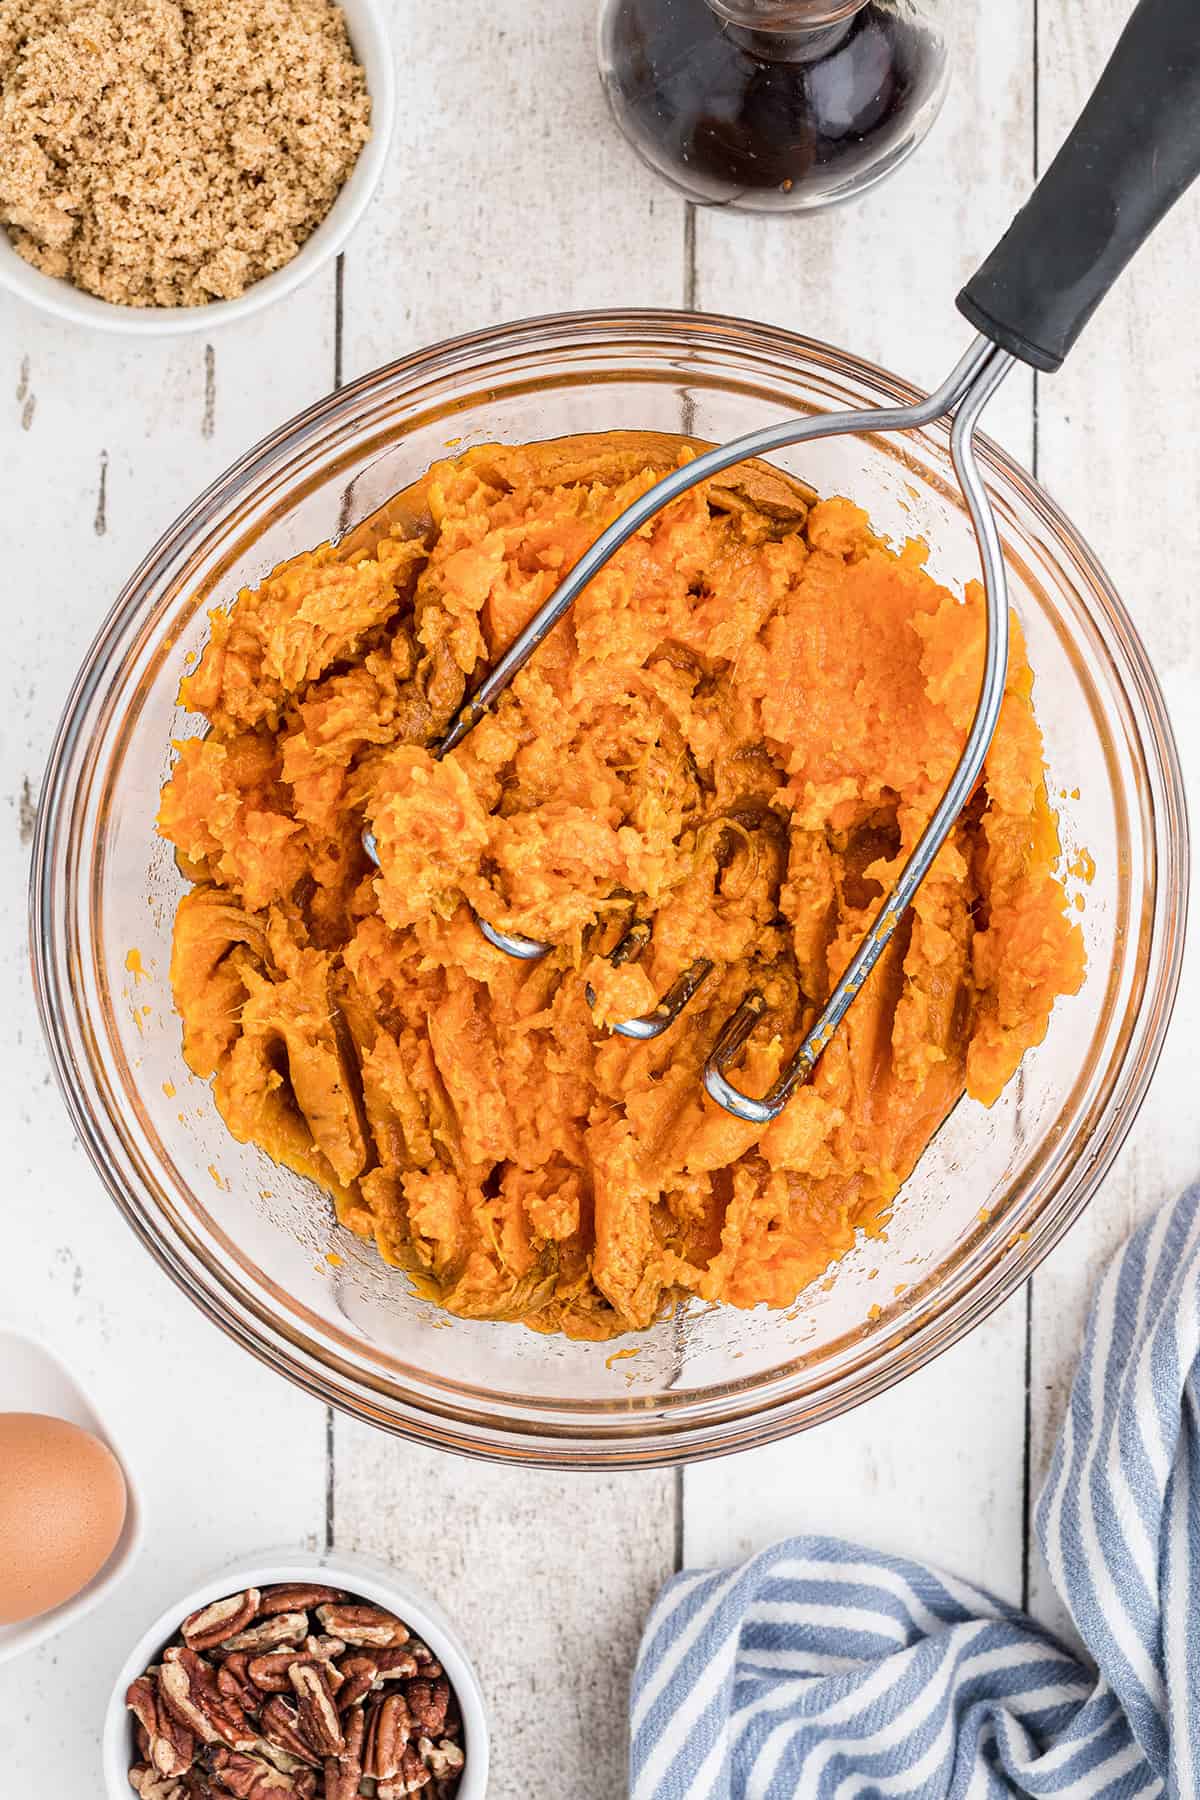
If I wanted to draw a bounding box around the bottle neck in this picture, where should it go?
[706,0,870,29]
[705,0,871,61]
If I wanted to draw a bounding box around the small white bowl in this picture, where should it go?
[0,0,395,336]
[0,1326,144,1664]
[102,1549,490,1799]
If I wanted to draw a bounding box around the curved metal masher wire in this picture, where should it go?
[585,916,715,1043]
[363,333,1015,1119]
[706,347,1013,1121]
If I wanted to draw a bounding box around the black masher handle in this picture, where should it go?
[957,0,1200,373]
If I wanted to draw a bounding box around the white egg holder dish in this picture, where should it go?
[101,1549,491,1800]
[0,1325,144,1664]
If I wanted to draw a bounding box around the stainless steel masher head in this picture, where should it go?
[364,0,1200,1124]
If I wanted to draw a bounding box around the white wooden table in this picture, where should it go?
[2,3,1197,1793]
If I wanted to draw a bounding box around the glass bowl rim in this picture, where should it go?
[29,306,1191,1467]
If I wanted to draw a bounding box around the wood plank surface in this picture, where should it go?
[341,0,687,365]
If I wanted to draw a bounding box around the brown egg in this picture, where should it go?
[0,1412,128,1623]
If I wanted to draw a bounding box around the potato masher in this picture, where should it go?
[366,0,1200,1124]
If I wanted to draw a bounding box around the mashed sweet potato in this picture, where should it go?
[158,432,1084,1339]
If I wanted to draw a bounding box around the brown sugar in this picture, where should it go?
[0,0,372,307]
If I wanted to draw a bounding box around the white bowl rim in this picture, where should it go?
[101,1548,490,1798]
[0,0,396,337]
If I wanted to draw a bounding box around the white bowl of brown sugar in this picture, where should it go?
[0,0,395,335]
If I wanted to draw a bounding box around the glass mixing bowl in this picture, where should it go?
[31,311,1188,1467]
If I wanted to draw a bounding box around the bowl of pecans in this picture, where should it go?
[101,1553,486,1800]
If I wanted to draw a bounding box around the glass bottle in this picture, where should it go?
[597,0,950,215]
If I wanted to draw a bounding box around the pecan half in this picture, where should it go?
[129,1766,186,1800]
[377,1744,432,1797]
[334,1655,378,1712]
[259,1697,321,1768]
[258,1585,346,1617]
[159,1651,256,1752]
[208,1749,297,1799]
[323,1708,364,1800]
[314,1604,408,1649]
[441,1695,462,1741]
[310,1651,345,1696]
[127,1674,197,1779]
[246,1652,301,1695]
[255,1749,309,1778]
[363,1695,410,1782]
[289,1664,344,1758]
[181,1591,262,1653]
[342,1708,365,1761]
[372,1648,419,1683]
[127,1675,160,1735]
[418,1738,464,1781]
[256,1743,314,1781]
[221,1614,309,1655]
[408,1642,440,1670]
[248,1647,345,1696]
[247,1650,309,1694]
[304,1635,346,1665]
[152,1713,197,1777]
[320,1766,355,1800]
[403,1677,449,1736]
[320,1761,357,1800]
[218,1654,260,1713]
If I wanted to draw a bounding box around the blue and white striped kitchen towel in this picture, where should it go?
[631,1182,1200,1798]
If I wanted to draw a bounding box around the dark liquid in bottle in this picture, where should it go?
[603,0,943,211]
